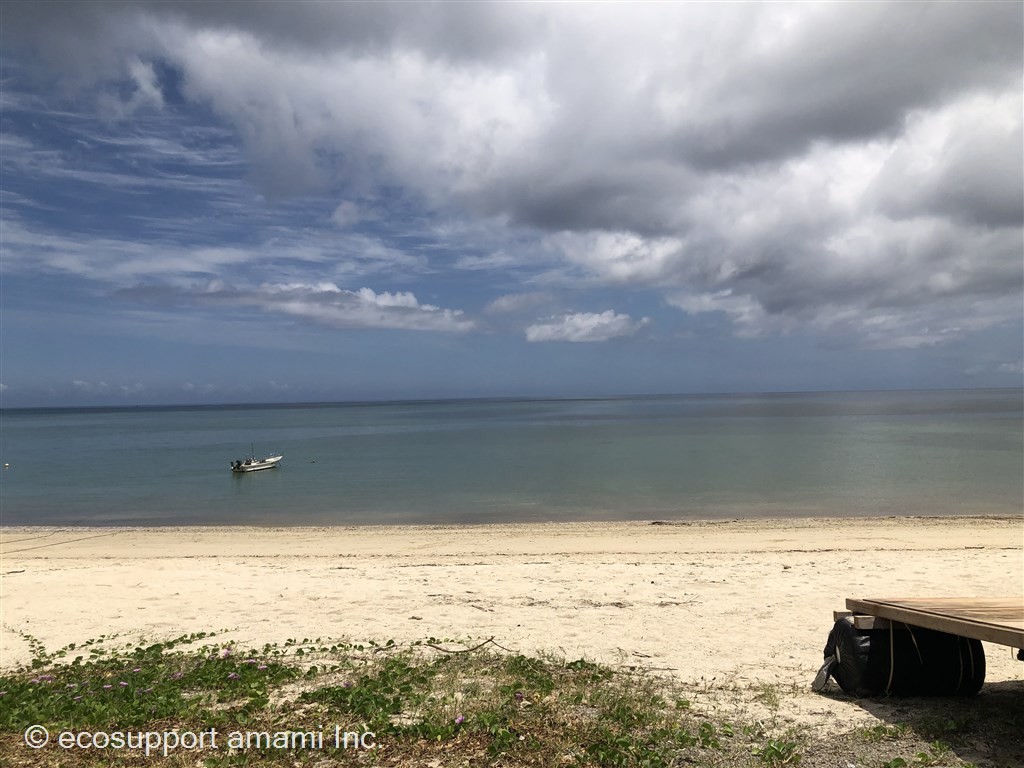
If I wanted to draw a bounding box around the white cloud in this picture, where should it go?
[160,26,555,200]
[484,291,554,315]
[668,291,779,338]
[354,287,421,309]
[109,280,476,334]
[546,232,685,285]
[0,214,427,286]
[331,201,377,228]
[869,91,1023,227]
[525,310,649,343]
[0,217,251,280]
[98,58,165,118]
[243,283,475,333]
[454,251,520,271]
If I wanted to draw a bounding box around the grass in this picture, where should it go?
[0,632,1020,767]
[753,682,782,713]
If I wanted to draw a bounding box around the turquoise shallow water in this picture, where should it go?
[1,390,1020,526]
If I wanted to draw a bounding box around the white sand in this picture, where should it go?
[2,516,1021,730]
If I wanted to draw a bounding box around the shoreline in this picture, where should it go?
[4,518,1019,561]
[4,504,1022,528]
[3,510,1020,532]
[2,515,1021,731]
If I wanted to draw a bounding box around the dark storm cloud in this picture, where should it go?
[1,0,543,77]
[146,0,543,61]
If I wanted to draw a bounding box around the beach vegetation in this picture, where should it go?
[753,682,782,711]
[751,737,802,765]
[0,632,1015,767]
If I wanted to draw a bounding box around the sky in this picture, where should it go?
[1,1,1022,407]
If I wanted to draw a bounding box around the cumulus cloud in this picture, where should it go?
[592,111,1023,347]
[525,311,649,343]
[869,92,1023,228]
[259,284,475,332]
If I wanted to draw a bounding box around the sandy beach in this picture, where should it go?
[2,516,1022,732]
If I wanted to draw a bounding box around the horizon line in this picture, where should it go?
[2,385,1020,414]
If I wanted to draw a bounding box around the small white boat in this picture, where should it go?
[231,448,282,473]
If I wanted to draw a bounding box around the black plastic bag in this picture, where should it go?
[817,618,985,697]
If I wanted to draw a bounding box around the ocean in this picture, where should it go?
[1,390,1020,526]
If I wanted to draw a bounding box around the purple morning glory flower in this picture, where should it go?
[103,684,113,690]
[227,673,240,680]
[454,715,465,725]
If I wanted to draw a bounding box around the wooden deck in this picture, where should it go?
[846,597,1024,649]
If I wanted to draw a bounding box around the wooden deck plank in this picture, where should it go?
[846,597,1024,648]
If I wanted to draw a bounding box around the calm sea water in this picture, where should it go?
[1,390,1020,526]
